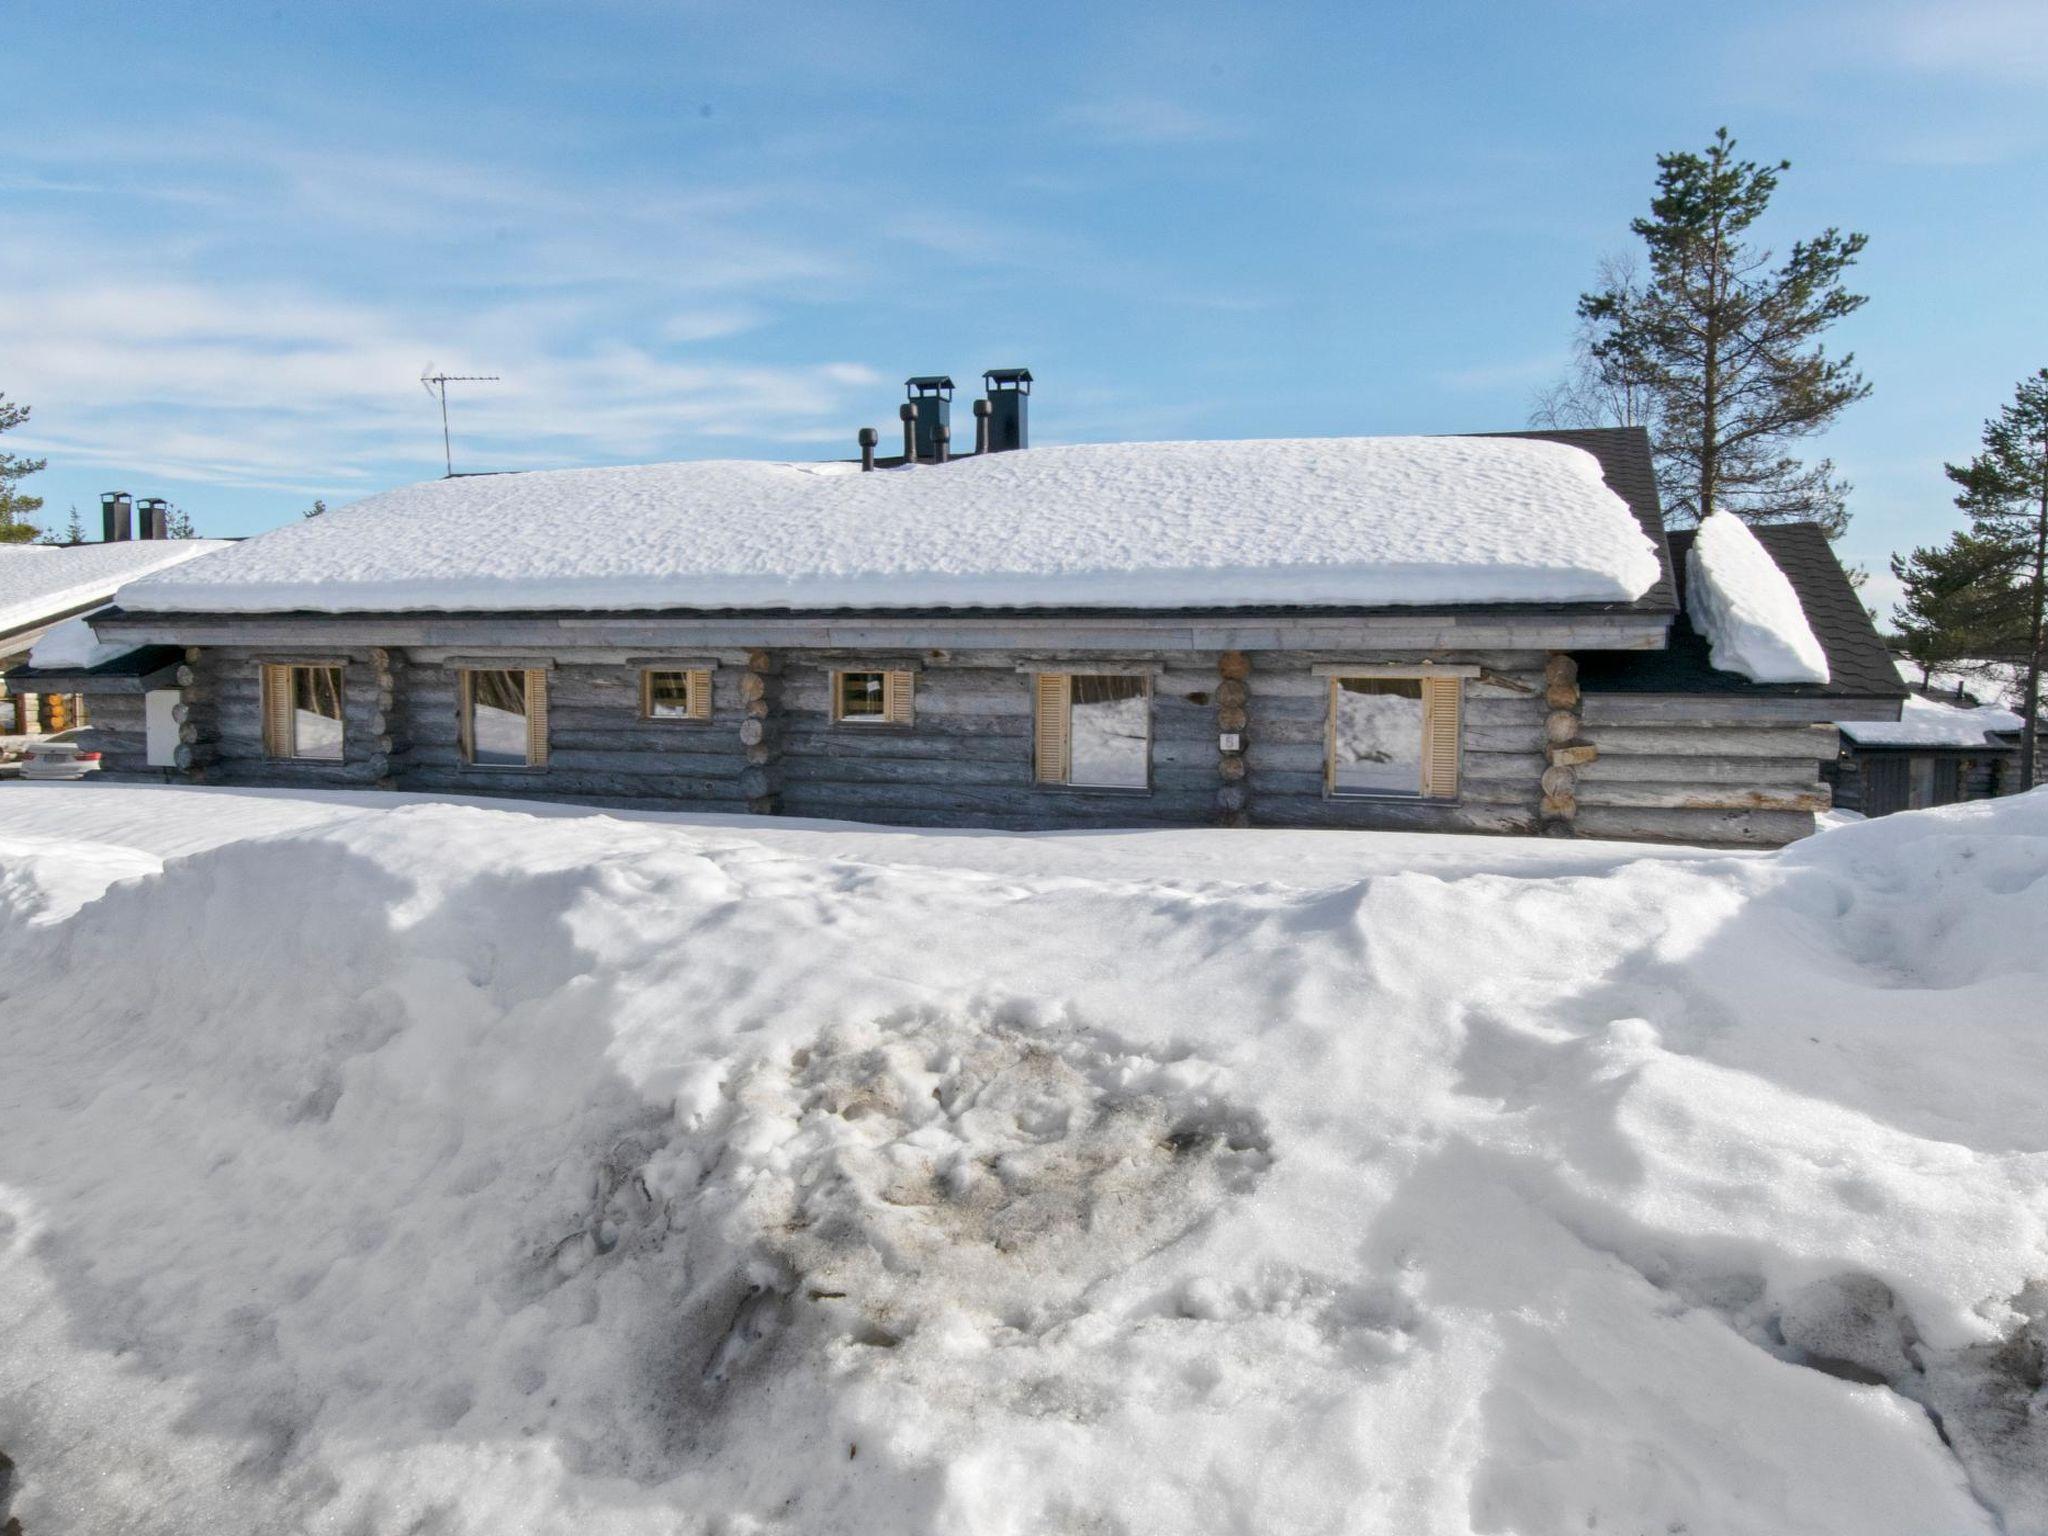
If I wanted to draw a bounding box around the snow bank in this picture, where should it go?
[1687,512,1831,683]
[116,436,1664,614]
[2,785,2045,1536]
[0,540,230,637]
[23,612,138,671]
[1840,693,2026,748]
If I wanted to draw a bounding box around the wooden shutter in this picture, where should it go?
[262,664,294,758]
[1033,673,1071,784]
[688,668,713,721]
[1420,676,1462,798]
[524,670,549,766]
[884,670,914,726]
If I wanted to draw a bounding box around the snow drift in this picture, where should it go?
[1,786,2044,1535]
[114,436,1664,614]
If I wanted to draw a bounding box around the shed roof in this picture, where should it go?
[0,540,231,647]
[1578,523,1906,701]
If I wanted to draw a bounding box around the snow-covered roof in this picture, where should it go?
[1839,694,2025,749]
[25,614,141,672]
[1685,512,1831,684]
[1,540,231,642]
[1895,657,2024,712]
[116,437,1665,616]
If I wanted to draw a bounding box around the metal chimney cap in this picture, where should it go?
[899,402,918,421]
[983,367,1033,391]
[972,398,992,416]
[101,490,132,503]
[857,426,879,447]
[905,375,955,398]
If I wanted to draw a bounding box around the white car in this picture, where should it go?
[17,741,103,780]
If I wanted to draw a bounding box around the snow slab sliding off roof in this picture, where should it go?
[118,437,1665,615]
[0,540,232,637]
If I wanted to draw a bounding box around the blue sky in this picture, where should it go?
[8,0,2046,614]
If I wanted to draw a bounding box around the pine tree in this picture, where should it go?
[302,498,328,519]
[0,394,47,544]
[1890,531,2027,680]
[1945,368,2048,790]
[1575,128,1871,534]
[165,504,197,538]
[36,504,87,546]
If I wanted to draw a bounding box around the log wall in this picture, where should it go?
[150,643,1849,845]
[1573,693,1837,845]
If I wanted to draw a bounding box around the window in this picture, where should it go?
[833,669,914,725]
[1325,674,1461,799]
[1033,673,1150,789]
[460,668,548,768]
[642,668,711,721]
[262,663,345,761]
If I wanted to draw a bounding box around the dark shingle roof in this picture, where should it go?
[1579,522,1906,699]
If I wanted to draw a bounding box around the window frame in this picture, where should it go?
[640,667,712,723]
[1032,671,1154,792]
[261,662,347,763]
[458,667,549,770]
[830,668,914,727]
[1321,668,1465,802]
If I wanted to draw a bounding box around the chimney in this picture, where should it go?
[904,375,953,462]
[899,402,917,462]
[858,426,878,472]
[100,491,133,542]
[934,423,950,464]
[137,497,169,540]
[981,368,1031,451]
[972,397,992,455]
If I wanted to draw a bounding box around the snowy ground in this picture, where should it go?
[1,784,2044,1536]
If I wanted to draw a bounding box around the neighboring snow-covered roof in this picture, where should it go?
[1839,694,2025,748]
[117,437,1665,615]
[1895,657,2026,712]
[1685,512,1831,684]
[0,540,231,642]
[26,613,140,671]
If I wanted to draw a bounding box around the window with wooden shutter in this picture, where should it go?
[643,668,711,721]
[262,664,294,758]
[461,667,540,767]
[833,669,913,725]
[1325,672,1462,799]
[261,663,345,761]
[1033,673,1070,784]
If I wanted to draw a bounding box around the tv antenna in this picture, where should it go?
[420,365,500,477]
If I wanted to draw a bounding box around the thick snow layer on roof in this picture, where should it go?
[1840,693,2024,748]
[0,540,230,639]
[23,612,139,670]
[1686,512,1831,683]
[2,784,2046,1534]
[119,437,1664,614]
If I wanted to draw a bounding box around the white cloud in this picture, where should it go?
[1056,95,1245,147]
[1880,0,2048,85]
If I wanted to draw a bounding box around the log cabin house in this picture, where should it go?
[36,376,1907,844]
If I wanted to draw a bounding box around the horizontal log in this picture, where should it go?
[1573,782,1830,812]
[1574,754,1822,786]
[1587,725,1838,759]
[1581,694,1872,726]
[781,757,1037,788]
[1249,794,1536,834]
[1572,806,1815,847]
